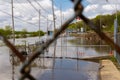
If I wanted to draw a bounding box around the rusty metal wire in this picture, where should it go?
[0,0,120,80]
[19,0,120,78]
[79,15,120,55]
[0,33,25,62]
[19,0,83,79]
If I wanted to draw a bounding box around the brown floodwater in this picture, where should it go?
[0,37,111,80]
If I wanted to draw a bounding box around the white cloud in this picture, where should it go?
[14,12,21,17]
[83,1,120,18]
[0,0,120,31]
[84,4,99,12]
[102,4,115,10]
[0,12,8,17]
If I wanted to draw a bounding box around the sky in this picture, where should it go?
[0,0,120,32]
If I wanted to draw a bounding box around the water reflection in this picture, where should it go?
[68,37,111,57]
[36,58,99,80]
[0,37,111,80]
[69,37,107,45]
[34,37,110,80]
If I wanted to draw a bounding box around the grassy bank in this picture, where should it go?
[109,56,120,71]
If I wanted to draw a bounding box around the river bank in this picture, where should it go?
[70,32,113,40]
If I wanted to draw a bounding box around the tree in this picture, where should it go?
[21,28,27,38]
[37,30,45,36]
[4,25,12,38]
[1,25,46,38]
[67,12,120,32]
[68,23,77,29]
[0,28,5,35]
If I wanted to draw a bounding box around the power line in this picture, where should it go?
[10,0,53,22]
[1,0,36,20]
[0,3,10,5]
[33,0,50,14]
[26,0,39,12]
[16,0,52,21]
[1,0,55,32]
[2,0,51,26]
[1,1,11,4]
[0,10,38,26]
[11,0,15,44]
[14,0,36,18]
[38,10,41,39]
[26,0,53,21]
[4,0,53,22]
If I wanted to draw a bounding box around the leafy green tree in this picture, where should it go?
[4,25,12,38]
[21,28,27,38]
[37,30,45,36]
[0,28,5,35]
[1,26,45,38]
[68,11,120,32]
[68,23,77,29]
[29,30,45,37]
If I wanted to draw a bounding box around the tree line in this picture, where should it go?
[68,11,120,33]
[0,25,45,38]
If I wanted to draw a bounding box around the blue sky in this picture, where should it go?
[54,0,89,11]
[0,0,120,31]
[54,0,73,11]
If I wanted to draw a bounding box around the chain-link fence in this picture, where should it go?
[0,0,120,80]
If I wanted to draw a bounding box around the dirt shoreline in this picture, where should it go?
[70,32,113,40]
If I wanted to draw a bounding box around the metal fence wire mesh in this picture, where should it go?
[0,0,120,80]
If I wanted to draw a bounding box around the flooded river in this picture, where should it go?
[0,36,111,80]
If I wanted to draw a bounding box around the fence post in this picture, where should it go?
[114,19,120,64]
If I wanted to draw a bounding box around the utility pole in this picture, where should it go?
[11,0,15,44]
[47,16,48,36]
[51,0,56,35]
[11,1,15,80]
[39,9,41,40]
[51,0,56,73]
[60,3,62,28]
[46,16,49,42]
[114,4,118,58]
[60,2,63,58]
